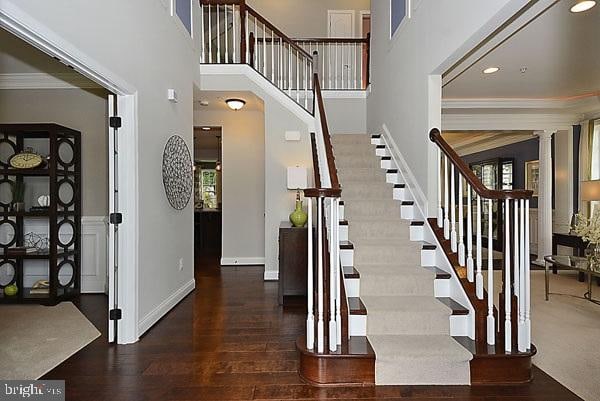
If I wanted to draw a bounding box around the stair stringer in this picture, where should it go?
[373,129,475,340]
[199,64,315,130]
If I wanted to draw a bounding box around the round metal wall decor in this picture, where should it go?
[162,135,193,210]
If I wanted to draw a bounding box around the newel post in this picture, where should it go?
[240,0,247,64]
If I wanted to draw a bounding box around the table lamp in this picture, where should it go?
[582,179,600,215]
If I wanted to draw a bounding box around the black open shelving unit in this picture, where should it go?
[0,124,81,305]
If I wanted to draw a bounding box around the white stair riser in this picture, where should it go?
[409,225,424,241]
[450,315,470,337]
[339,205,345,220]
[339,224,348,241]
[341,248,353,267]
[381,159,393,169]
[386,172,401,184]
[375,147,390,157]
[344,277,360,297]
[434,278,450,297]
[371,137,384,146]
[420,249,436,267]
[400,204,414,220]
[393,187,413,201]
[349,314,367,336]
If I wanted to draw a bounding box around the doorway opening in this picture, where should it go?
[193,126,223,258]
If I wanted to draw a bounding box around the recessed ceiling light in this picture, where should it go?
[483,67,500,74]
[201,127,211,131]
[226,98,246,111]
[199,100,209,106]
[570,0,596,12]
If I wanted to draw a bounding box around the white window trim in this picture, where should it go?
[390,0,411,40]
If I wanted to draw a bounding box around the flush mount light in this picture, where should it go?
[201,127,211,131]
[226,98,246,111]
[199,100,209,106]
[570,0,596,12]
[483,67,500,74]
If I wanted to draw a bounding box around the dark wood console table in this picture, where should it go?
[552,233,587,280]
[278,221,308,305]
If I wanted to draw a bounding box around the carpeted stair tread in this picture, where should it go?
[362,295,453,313]
[369,334,473,361]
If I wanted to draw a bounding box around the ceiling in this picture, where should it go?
[443,1,600,99]
[193,89,265,112]
[442,131,535,156]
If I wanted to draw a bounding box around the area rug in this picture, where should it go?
[0,302,100,379]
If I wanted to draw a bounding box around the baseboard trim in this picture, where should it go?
[220,257,265,266]
[264,270,279,281]
[137,279,195,336]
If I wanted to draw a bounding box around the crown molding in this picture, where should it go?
[0,72,101,90]
[442,113,579,132]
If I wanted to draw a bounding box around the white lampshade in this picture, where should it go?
[581,180,600,201]
[287,167,308,190]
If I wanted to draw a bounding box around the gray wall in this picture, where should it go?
[248,0,370,38]
[0,88,108,216]
[367,0,524,216]
[323,97,367,134]
[194,109,266,262]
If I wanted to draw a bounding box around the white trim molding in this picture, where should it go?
[443,95,600,116]
[264,270,279,281]
[0,72,101,90]
[442,113,579,131]
[220,257,265,266]
[321,90,367,99]
[138,278,195,336]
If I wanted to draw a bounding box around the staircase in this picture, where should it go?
[332,134,472,385]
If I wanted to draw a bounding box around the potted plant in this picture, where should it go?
[10,181,25,212]
[574,210,600,269]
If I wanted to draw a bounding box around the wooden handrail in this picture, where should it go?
[314,74,340,191]
[309,133,321,189]
[430,128,533,200]
[246,5,313,60]
[293,38,369,44]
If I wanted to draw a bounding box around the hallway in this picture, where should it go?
[42,255,582,400]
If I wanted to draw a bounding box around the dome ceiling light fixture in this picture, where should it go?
[482,67,500,74]
[570,0,596,12]
[225,98,246,111]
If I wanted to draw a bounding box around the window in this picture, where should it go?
[390,0,407,38]
[175,0,192,35]
[201,170,218,209]
[592,120,600,180]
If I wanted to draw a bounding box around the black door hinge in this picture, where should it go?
[109,213,123,225]
[109,116,122,129]
[109,309,122,321]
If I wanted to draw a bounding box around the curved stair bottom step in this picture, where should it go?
[369,334,472,385]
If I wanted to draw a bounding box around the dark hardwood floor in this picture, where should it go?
[43,253,583,400]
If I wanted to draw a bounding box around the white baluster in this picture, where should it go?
[328,43,332,89]
[437,149,443,228]
[329,198,337,351]
[359,42,364,89]
[444,156,450,239]
[487,199,495,345]
[476,194,483,299]
[458,175,465,266]
[335,198,341,345]
[450,165,457,252]
[307,197,314,350]
[296,50,301,103]
[262,23,266,74]
[515,198,522,351]
[245,10,249,63]
[232,5,237,63]
[353,44,357,89]
[200,4,205,63]
[525,199,531,349]
[466,185,474,282]
[317,198,324,353]
[216,5,221,63]
[208,4,212,63]
[304,59,308,109]
[288,44,292,96]
[224,5,229,63]
[335,43,339,89]
[253,19,258,68]
[271,31,275,82]
[504,199,511,352]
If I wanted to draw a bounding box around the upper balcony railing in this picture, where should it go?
[199,0,370,114]
[430,128,533,353]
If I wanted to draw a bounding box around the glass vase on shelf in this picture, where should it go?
[585,243,600,272]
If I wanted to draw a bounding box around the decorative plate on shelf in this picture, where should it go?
[9,147,45,169]
[162,135,193,210]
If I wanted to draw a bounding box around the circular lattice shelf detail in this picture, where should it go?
[162,135,193,210]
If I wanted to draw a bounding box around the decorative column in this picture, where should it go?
[535,130,554,265]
